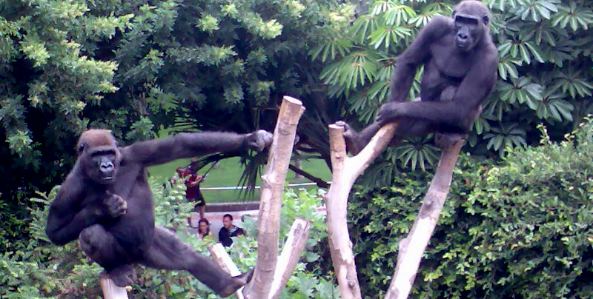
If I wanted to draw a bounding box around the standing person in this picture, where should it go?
[198,218,211,240]
[185,169,206,219]
[218,214,245,247]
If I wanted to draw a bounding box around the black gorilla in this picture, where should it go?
[46,129,272,297]
[340,0,498,153]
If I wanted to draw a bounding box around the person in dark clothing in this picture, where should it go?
[218,214,245,247]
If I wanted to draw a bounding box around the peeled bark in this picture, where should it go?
[209,243,245,299]
[385,136,465,299]
[324,123,398,299]
[100,274,128,299]
[268,218,311,299]
[244,96,305,299]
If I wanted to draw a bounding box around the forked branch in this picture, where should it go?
[324,122,398,299]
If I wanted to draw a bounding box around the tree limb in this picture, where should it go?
[244,96,305,299]
[288,164,330,188]
[385,135,465,299]
[324,122,398,299]
[100,273,128,299]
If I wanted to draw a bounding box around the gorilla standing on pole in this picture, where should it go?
[45,129,272,297]
[339,0,498,153]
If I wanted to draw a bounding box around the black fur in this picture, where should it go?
[46,129,271,297]
[341,0,498,154]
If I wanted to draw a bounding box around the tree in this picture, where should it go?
[0,0,346,207]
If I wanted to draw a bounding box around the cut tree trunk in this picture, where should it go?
[100,274,128,299]
[244,96,305,299]
[324,123,398,299]
[385,135,465,299]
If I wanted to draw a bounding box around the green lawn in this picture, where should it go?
[148,157,330,203]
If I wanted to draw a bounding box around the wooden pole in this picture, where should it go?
[100,273,128,299]
[385,136,465,299]
[244,96,305,299]
[269,218,311,299]
[209,243,245,299]
[325,123,398,299]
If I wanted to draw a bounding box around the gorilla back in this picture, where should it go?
[46,129,272,296]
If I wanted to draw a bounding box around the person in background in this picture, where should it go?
[185,168,206,219]
[198,218,211,240]
[218,214,245,247]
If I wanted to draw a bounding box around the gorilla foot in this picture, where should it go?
[107,265,137,287]
[335,121,368,155]
[435,133,466,149]
[218,268,254,298]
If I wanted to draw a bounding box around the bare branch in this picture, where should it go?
[100,274,128,299]
[269,218,311,299]
[325,123,398,299]
[209,243,245,299]
[244,96,305,298]
[385,135,465,299]
[288,164,330,188]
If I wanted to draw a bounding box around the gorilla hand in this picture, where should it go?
[376,102,403,126]
[245,130,273,152]
[103,192,127,218]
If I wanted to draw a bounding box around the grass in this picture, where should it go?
[148,157,330,203]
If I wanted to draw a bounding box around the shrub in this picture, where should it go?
[1,179,336,298]
[350,119,593,298]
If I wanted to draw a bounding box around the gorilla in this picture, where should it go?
[340,0,498,153]
[46,129,273,297]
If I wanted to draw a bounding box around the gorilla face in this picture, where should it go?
[454,15,481,51]
[76,129,121,185]
[80,145,120,184]
[453,0,490,52]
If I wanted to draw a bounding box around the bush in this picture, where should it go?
[1,179,336,298]
[350,119,593,298]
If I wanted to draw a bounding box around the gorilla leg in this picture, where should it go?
[78,224,136,287]
[140,227,252,298]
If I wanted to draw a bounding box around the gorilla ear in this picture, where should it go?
[452,9,456,18]
[77,143,86,154]
[482,15,490,25]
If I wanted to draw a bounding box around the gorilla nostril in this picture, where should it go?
[100,163,114,173]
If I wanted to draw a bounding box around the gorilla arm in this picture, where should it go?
[389,16,450,103]
[378,51,498,131]
[46,170,105,245]
[122,130,272,167]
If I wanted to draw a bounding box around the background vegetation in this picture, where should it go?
[349,119,593,298]
[1,180,335,298]
[1,0,592,297]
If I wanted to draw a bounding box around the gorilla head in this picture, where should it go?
[77,129,121,184]
[452,0,491,52]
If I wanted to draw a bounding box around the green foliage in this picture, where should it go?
[314,0,593,172]
[350,119,593,298]
[1,178,335,298]
[0,0,344,249]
